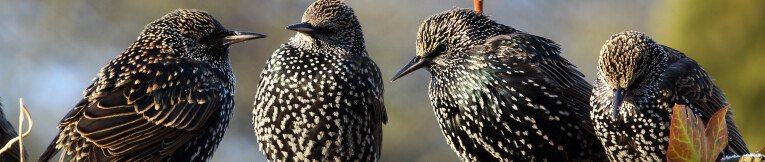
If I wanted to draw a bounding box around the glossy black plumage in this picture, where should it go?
[591,31,748,161]
[392,9,607,161]
[38,9,264,162]
[0,98,27,162]
[252,0,387,161]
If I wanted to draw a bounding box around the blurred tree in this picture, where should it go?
[655,0,765,151]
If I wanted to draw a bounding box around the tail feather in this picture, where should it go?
[38,134,60,162]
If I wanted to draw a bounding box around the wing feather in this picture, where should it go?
[660,54,749,155]
[479,33,595,134]
[66,59,226,160]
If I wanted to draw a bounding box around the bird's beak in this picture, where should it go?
[611,87,627,120]
[223,31,266,46]
[286,22,316,35]
[392,56,429,81]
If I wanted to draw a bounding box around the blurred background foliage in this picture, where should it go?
[0,0,762,161]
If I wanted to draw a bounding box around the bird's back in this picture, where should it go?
[428,33,606,161]
[38,9,262,162]
[658,47,749,155]
[42,56,234,162]
[39,36,235,162]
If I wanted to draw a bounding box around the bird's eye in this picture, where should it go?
[628,73,646,90]
[432,45,447,56]
[316,27,336,36]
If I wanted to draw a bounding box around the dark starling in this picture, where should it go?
[392,9,607,161]
[0,98,27,161]
[37,9,265,162]
[591,31,749,161]
[252,0,387,161]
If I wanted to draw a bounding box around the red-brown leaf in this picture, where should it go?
[667,104,730,162]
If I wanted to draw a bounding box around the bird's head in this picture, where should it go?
[598,31,663,120]
[288,0,364,53]
[139,9,265,62]
[392,9,514,81]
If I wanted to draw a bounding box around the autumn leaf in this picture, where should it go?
[666,104,730,162]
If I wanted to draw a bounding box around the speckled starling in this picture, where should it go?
[591,31,749,161]
[37,9,265,162]
[392,9,607,161]
[252,0,387,161]
[0,98,27,161]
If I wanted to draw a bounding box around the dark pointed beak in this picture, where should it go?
[223,31,266,46]
[611,87,627,120]
[392,56,429,81]
[286,22,316,35]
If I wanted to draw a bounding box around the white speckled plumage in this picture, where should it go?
[591,31,748,161]
[394,9,607,161]
[252,0,386,161]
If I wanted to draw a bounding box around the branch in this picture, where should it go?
[0,98,33,162]
[474,0,484,15]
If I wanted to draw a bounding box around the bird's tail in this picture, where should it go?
[38,134,60,162]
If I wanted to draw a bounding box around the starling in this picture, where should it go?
[591,31,749,161]
[37,9,265,162]
[0,98,27,161]
[392,9,607,161]
[252,0,387,161]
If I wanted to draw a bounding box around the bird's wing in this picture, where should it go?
[345,54,388,124]
[659,53,749,154]
[73,59,226,160]
[478,33,596,134]
[39,87,92,162]
[349,54,388,158]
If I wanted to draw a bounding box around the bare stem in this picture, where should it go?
[474,0,484,15]
[0,98,33,162]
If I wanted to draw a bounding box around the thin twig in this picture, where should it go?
[474,0,484,15]
[19,98,29,162]
[0,98,33,162]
